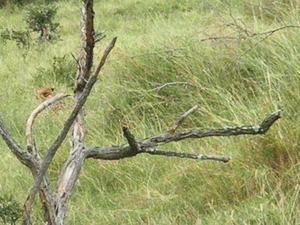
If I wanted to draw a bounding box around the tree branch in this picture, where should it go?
[22,38,117,225]
[122,125,139,155]
[141,148,230,163]
[92,37,117,79]
[31,37,117,194]
[200,25,300,43]
[51,37,118,223]
[26,94,70,154]
[84,110,281,161]
[0,116,33,168]
[93,30,106,43]
[168,105,198,134]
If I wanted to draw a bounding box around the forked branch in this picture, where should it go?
[84,109,282,161]
[22,37,117,225]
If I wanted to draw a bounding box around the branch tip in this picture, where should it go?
[197,154,231,163]
[259,109,282,132]
[169,105,198,134]
[93,37,117,78]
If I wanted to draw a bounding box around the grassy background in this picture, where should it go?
[0,0,300,224]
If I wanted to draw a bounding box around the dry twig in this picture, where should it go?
[168,105,198,134]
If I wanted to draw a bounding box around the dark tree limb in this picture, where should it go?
[84,110,281,161]
[47,1,117,222]
[25,34,118,206]
[75,0,95,91]
[0,117,33,168]
[22,34,117,222]
[122,126,139,155]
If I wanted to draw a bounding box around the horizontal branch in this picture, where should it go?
[138,110,282,144]
[84,110,281,161]
[140,148,230,163]
[200,25,300,42]
[249,25,300,37]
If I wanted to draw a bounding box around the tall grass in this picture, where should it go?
[0,0,299,224]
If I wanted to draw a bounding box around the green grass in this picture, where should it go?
[0,0,300,224]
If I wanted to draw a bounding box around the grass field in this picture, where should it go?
[0,0,300,224]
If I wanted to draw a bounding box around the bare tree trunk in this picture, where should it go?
[54,1,95,223]
[54,153,85,224]
[72,0,94,148]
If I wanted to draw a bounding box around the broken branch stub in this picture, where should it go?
[122,126,139,155]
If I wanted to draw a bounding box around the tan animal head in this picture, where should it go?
[35,87,55,101]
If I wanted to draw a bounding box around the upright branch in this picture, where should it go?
[75,0,94,90]
[26,94,70,154]
[22,1,114,223]
[22,35,117,224]
[122,126,139,156]
[72,0,95,148]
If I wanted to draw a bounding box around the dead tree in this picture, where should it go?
[0,1,281,224]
